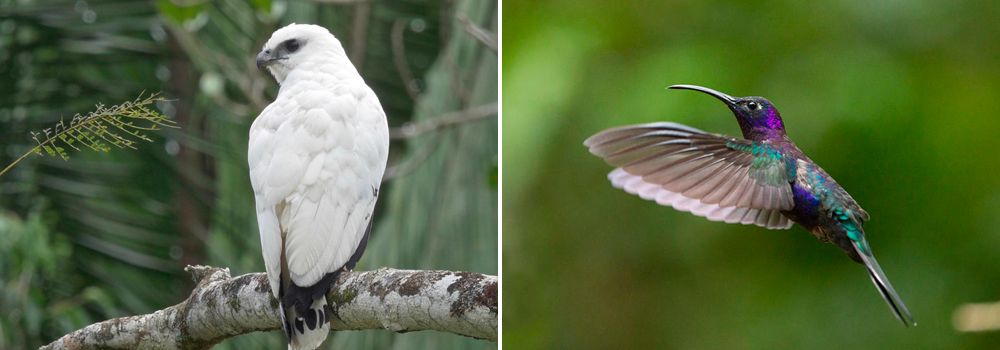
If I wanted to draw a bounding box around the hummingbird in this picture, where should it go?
[584,84,915,326]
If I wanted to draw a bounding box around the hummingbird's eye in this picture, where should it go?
[746,101,760,110]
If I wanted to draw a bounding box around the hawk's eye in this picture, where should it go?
[746,101,760,110]
[284,39,300,53]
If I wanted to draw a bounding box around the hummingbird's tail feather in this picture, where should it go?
[854,242,916,327]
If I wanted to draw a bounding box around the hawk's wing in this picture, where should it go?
[249,85,389,296]
[585,122,796,229]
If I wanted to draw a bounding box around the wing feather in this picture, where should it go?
[251,86,388,289]
[587,123,794,211]
[590,123,796,230]
[610,168,793,229]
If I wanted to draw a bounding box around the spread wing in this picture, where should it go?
[249,86,389,295]
[585,122,795,229]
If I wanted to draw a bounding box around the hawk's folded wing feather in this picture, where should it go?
[250,86,388,293]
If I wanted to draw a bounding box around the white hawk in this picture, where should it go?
[249,23,389,350]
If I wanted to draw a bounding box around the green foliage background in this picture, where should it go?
[0,0,496,349]
[503,0,1000,349]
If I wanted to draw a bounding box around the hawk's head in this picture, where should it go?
[257,23,346,83]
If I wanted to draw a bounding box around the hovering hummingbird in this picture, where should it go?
[584,84,915,326]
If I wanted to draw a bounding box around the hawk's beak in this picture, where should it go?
[256,49,279,71]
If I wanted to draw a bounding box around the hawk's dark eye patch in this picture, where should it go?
[284,39,300,53]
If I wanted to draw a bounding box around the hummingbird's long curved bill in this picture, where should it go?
[668,84,737,106]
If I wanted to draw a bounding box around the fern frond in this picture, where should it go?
[0,92,178,178]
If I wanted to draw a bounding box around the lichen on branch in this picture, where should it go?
[41,265,497,349]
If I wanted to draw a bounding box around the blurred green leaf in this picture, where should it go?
[155,0,205,25]
[487,161,498,190]
[250,0,271,15]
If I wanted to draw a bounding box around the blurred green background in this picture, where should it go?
[503,0,1000,349]
[0,0,495,349]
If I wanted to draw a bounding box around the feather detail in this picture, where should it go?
[610,168,793,229]
[283,297,330,350]
[587,123,795,212]
[251,23,390,350]
[853,239,916,327]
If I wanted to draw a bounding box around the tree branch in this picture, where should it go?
[390,102,498,140]
[457,14,497,54]
[42,265,497,349]
[392,19,421,101]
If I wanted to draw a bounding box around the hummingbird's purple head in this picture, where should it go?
[668,84,786,141]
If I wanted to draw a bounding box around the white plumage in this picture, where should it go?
[249,23,388,350]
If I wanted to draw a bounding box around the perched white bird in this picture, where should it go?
[249,23,389,350]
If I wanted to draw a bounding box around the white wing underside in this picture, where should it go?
[609,168,794,230]
[249,82,388,296]
[586,122,795,230]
